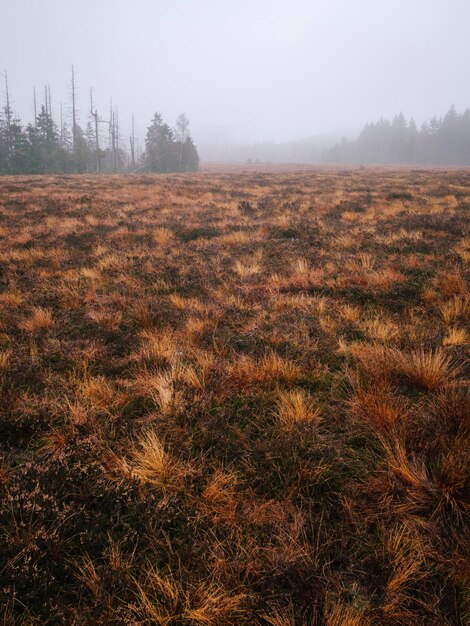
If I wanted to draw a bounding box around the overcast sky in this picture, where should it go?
[2,0,470,148]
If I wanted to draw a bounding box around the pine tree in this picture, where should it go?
[144,112,199,173]
[181,136,199,171]
[0,110,8,173]
[35,104,63,172]
[9,119,29,173]
[145,112,175,172]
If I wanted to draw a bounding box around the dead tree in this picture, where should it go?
[130,114,135,169]
[33,87,37,126]
[71,65,77,162]
[175,113,189,172]
[89,88,100,173]
[2,71,13,172]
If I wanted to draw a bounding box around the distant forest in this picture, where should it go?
[327,106,470,165]
[0,69,199,175]
[199,106,470,166]
[1,68,470,172]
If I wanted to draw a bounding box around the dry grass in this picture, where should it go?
[234,258,261,278]
[130,429,183,491]
[131,567,246,624]
[439,296,469,325]
[0,166,468,624]
[348,382,409,434]
[443,326,469,346]
[228,352,302,387]
[153,226,174,245]
[275,388,321,429]
[0,348,12,371]
[361,316,399,342]
[395,347,456,392]
[349,343,456,392]
[20,306,54,331]
[325,600,372,626]
[201,469,238,521]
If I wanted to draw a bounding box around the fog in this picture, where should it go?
[2,0,470,159]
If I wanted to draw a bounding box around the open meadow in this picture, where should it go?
[0,166,469,624]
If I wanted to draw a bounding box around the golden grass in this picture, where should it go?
[234,259,261,278]
[228,352,302,387]
[395,348,456,392]
[88,308,123,330]
[201,469,238,516]
[291,257,310,276]
[439,296,469,326]
[20,306,54,331]
[130,429,183,491]
[137,328,179,362]
[349,344,455,391]
[0,348,12,371]
[275,389,321,429]
[325,601,372,626]
[382,440,431,493]
[0,291,23,306]
[153,226,174,245]
[131,568,246,625]
[361,316,399,343]
[0,168,468,624]
[357,252,376,270]
[75,555,102,599]
[262,603,297,626]
[137,369,181,414]
[348,383,409,433]
[443,326,469,346]
[383,525,426,608]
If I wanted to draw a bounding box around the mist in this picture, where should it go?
[2,0,470,161]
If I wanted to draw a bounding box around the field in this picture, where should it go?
[0,166,469,625]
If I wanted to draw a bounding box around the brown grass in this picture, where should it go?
[275,388,321,429]
[395,347,456,392]
[130,429,184,491]
[0,166,468,624]
[20,306,54,332]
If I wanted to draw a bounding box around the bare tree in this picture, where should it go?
[130,113,135,169]
[47,85,52,118]
[175,113,189,171]
[2,71,13,171]
[44,85,49,119]
[71,65,77,159]
[33,87,37,126]
[89,88,100,173]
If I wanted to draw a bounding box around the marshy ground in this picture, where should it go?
[0,166,469,624]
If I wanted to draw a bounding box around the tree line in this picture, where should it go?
[327,106,470,165]
[0,69,199,175]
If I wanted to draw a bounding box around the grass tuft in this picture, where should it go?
[275,388,321,429]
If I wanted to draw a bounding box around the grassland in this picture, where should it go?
[0,166,468,624]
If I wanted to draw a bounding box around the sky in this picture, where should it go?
[2,0,470,151]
